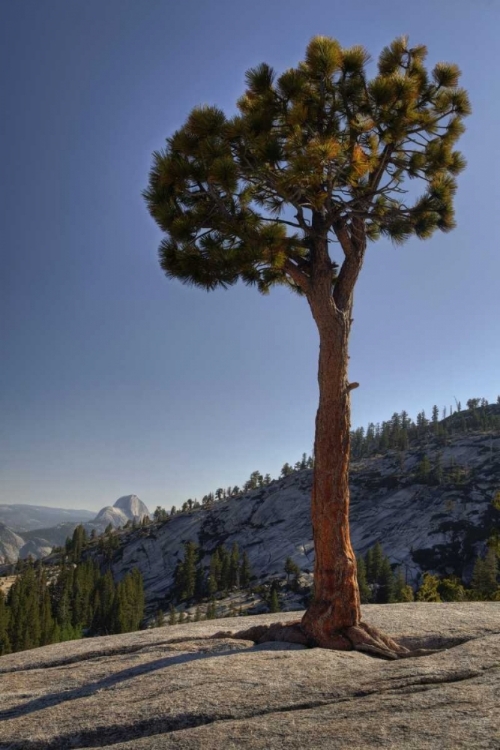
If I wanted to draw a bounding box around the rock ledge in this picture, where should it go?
[0,603,498,749]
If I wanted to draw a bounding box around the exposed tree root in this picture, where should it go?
[212,620,439,660]
[342,622,409,659]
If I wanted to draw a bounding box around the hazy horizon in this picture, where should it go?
[2,0,499,512]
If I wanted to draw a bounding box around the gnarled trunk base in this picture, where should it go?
[214,619,422,660]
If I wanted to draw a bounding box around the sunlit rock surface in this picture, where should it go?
[0,524,24,564]
[0,603,498,749]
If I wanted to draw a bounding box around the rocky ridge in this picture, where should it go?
[0,524,25,566]
[105,430,500,611]
[0,505,95,534]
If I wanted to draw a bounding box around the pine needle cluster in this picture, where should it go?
[144,35,470,295]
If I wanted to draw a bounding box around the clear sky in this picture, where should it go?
[1,0,499,513]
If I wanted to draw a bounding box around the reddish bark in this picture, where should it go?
[298,222,367,647]
[300,309,362,646]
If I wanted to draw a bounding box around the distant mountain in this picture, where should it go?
[114,495,150,520]
[0,496,151,563]
[19,537,53,560]
[0,505,95,533]
[21,523,87,549]
[92,495,150,530]
[0,523,25,564]
[93,506,130,529]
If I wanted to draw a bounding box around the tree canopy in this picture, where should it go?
[144,35,470,299]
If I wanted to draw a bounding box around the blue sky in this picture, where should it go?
[1,0,499,512]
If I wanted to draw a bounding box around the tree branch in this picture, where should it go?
[332,219,353,257]
[284,259,311,295]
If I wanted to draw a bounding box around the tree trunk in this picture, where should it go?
[301,305,361,648]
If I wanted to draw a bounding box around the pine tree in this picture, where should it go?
[168,604,177,625]
[470,548,498,600]
[416,573,441,602]
[375,558,395,603]
[366,542,384,584]
[269,588,280,613]
[206,599,217,620]
[8,563,43,652]
[438,577,465,602]
[355,557,371,603]
[417,454,431,484]
[432,452,444,486]
[153,506,169,523]
[71,524,88,563]
[431,404,440,431]
[0,589,11,655]
[284,557,300,584]
[174,542,198,601]
[209,548,222,593]
[240,552,252,589]
[145,35,470,652]
[393,570,414,602]
[194,566,206,602]
[219,546,230,592]
[39,575,55,645]
[364,547,374,583]
[91,569,115,634]
[229,543,240,589]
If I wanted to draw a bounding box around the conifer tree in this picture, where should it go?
[0,589,11,655]
[39,573,55,645]
[206,599,217,620]
[194,566,206,601]
[181,542,198,600]
[113,568,145,633]
[91,569,115,634]
[431,405,440,431]
[364,547,374,583]
[375,558,395,603]
[145,35,469,653]
[432,452,443,486]
[366,542,384,584]
[240,551,252,588]
[416,573,441,601]
[229,543,240,589]
[168,603,177,625]
[8,563,42,652]
[417,454,431,483]
[470,548,499,600]
[70,524,88,563]
[269,587,280,613]
[355,556,371,603]
[393,570,414,602]
[284,557,301,585]
[219,546,231,592]
[437,577,465,601]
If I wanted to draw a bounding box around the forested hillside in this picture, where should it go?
[1,399,499,655]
